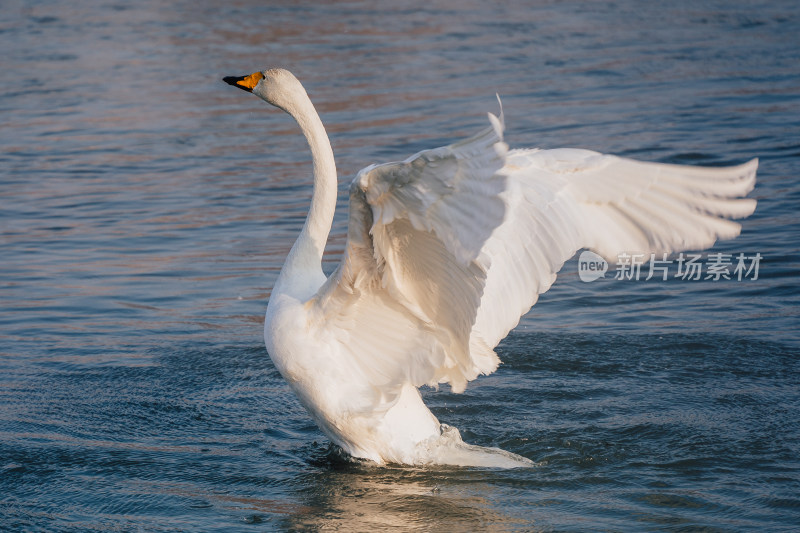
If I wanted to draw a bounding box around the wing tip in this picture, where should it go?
[736,197,758,219]
[488,94,505,139]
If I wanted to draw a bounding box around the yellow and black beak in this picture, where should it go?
[223,71,264,92]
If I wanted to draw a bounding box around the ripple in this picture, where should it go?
[1,0,799,530]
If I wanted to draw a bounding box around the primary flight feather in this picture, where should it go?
[224,68,757,467]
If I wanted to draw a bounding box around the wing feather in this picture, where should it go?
[472,150,757,349]
[311,109,758,399]
[311,108,509,395]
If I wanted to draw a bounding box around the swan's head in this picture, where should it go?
[223,68,307,113]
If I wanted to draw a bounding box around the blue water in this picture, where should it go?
[1,0,799,530]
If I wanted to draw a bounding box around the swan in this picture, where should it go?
[223,68,757,467]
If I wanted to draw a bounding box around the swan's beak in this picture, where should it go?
[223,71,264,93]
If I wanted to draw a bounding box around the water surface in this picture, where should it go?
[1,0,799,530]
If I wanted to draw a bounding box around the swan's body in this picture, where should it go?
[224,69,757,467]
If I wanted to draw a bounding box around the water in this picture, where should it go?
[1,0,799,530]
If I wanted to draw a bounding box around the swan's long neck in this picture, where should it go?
[274,93,337,296]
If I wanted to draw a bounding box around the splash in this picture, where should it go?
[409,425,536,468]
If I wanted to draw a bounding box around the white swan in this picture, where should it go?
[224,68,757,467]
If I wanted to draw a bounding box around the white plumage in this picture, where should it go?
[224,68,757,467]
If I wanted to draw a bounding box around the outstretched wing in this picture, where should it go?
[310,109,509,399]
[471,149,758,348]
[310,109,758,402]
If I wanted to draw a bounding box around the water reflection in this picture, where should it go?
[282,459,533,531]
